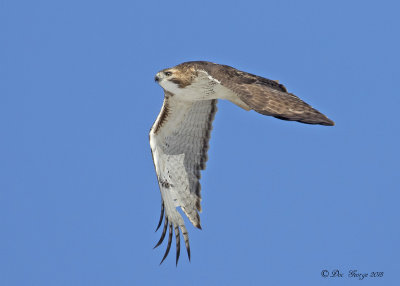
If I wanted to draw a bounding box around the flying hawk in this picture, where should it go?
[149,61,334,265]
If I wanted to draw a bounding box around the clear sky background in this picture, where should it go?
[1,0,400,285]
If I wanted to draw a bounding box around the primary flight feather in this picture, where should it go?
[149,61,334,265]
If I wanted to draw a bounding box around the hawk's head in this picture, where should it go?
[155,64,197,94]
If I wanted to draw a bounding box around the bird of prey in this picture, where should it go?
[149,61,334,265]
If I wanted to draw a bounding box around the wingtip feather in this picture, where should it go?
[174,226,180,266]
[181,225,191,262]
[155,203,164,232]
[154,217,168,249]
[159,222,173,265]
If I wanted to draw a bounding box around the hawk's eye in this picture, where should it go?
[164,71,172,76]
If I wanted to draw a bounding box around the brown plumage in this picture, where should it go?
[175,61,334,126]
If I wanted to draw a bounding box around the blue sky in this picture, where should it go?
[1,0,400,285]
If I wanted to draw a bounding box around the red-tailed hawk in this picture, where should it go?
[149,61,334,265]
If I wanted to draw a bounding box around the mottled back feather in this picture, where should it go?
[176,61,334,126]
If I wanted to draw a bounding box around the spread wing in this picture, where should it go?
[195,61,334,126]
[149,93,217,265]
